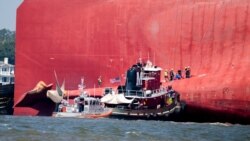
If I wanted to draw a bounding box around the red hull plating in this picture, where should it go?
[15,0,250,122]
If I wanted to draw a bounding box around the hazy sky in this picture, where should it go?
[0,0,23,31]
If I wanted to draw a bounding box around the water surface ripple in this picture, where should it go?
[0,115,249,141]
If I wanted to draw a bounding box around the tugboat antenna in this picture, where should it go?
[94,84,96,98]
[67,90,69,103]
[154,52,156,66]
[147,52,150,61]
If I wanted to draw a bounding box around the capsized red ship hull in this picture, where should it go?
[15,0,250,123]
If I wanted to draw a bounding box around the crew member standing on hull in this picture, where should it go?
[164,69,169,82]
[169,69,174,81]
[185,66,191,78]
[98,76,102,87]
[177,69,183,79]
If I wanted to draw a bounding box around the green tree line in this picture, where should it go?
[0,29,15,64]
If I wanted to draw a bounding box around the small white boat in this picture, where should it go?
[53,96,112,118]
[52,76,112,118]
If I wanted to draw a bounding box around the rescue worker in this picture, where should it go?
[166,85,175,105]
[167,85,175,97]
[177,69,182,78]
[175,73,181,80]
[169,68,174,81]
[164,69,169,82]
[185,66,191,78]
[98,76,102,87]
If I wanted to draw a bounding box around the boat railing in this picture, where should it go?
[125,87,168,97]
[87,101,105,114]
[125,90,144,97]
[151,88,168,96]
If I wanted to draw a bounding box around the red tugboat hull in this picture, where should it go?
[15,0,250,123]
